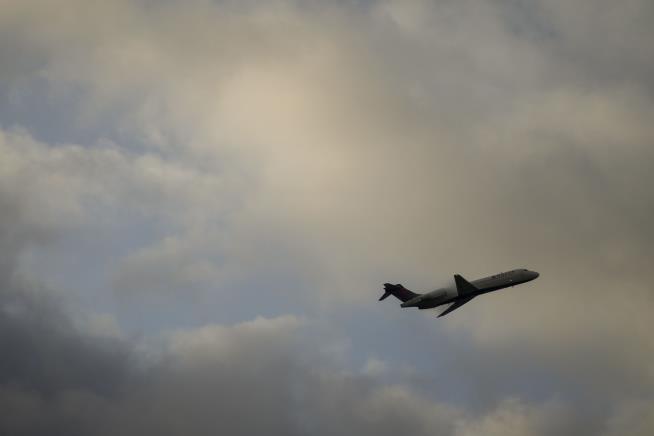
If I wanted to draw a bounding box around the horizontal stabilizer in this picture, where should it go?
[454,274,478,296]
[379,283,419,303]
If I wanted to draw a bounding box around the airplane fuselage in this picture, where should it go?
[402,269,539,309]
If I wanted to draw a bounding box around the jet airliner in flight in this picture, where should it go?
[379,269,539,317]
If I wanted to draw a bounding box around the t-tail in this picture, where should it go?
[379,283,419,302]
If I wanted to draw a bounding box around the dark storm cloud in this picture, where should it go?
[0,180,126,434]
[0,267,464,435]
[0,279,572,436]
[0,278,129,397]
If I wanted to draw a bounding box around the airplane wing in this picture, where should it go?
[454,274,478,296]
[437,296,475,317]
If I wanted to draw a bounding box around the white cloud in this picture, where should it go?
[169,315,304,365]
[454,398,570,436]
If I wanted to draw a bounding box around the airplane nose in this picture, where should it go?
[530,271,540,280]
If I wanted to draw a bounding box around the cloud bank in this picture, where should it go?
[1,0,653,434]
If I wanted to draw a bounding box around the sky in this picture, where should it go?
[1,0,654,434]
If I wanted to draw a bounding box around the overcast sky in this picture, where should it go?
[1,0,654,434]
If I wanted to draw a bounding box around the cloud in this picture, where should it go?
[0,275,564,436]
[1,0,654,434]
[602,399,654,436]
[453,398,571,436]
[4,0,652,297]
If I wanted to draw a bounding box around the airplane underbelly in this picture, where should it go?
[418,292,452,309]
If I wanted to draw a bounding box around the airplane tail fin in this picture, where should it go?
[379,283,419,302]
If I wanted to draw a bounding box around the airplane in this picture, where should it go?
[379,269,539,317]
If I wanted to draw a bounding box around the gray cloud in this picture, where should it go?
[0,276,572,436]
[1,0,654,434]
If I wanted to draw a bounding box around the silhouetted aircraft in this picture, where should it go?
[379,269,539,317]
